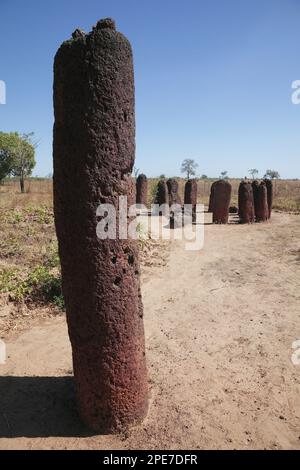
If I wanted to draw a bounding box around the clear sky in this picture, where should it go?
[1,0,300,179]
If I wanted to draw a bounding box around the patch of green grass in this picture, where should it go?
[0,264,64,308]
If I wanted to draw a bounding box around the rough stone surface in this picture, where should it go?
[264,179,273,219]
[167,178,182,206]
[184,179,197,206]
[238,181,255,224]
[136,174,148,207]
[252,180,260,219]
[154,179,169,216]
[208,181,217,212]
[255,182,269,222]
[212,180,232,224]
[184,179,197,222]
[154,179,168,203]
[53,18,148,433]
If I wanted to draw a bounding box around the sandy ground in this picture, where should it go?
[0,211,300,450]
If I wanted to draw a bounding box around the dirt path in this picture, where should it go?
[1,212,300,449]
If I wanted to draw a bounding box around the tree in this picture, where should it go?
[181,159,198,179]
[0,132,36,192]
[0,132,15,183]
[220,171,228,179]
[249,168,259,179]
[10,133,36,193]
[264,169,280,180]
[200,174,208,179]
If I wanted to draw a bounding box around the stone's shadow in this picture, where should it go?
[0,376,94,438]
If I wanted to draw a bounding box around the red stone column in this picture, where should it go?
[167,178,182,206]
[252,180,260,220]
[238,181,255,224]
[136,174,148,207]
[154,179,169,215]
[208,181,217,212]
[264,179,273,219]
[53,18,148,433]
[255,182,269,222]
[212,180,232,224]
[184,179,198,221]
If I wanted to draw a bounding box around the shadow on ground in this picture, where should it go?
[0,376,93,438]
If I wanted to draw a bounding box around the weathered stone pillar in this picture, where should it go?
[252,180,260,219]
[212,180,232,224]
[167,178,182,206]
[167,178,182,228]
[208,181,217,212]
[154,179,168,205]
[264,179,273,219]
[238,181,255,224]
[53,18,148,433]
[184,179,197,222]
[136,174,148,207]
[255,182,269,222]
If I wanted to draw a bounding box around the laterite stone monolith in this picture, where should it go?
[238,181,255,224]
[212,180,232,224]
[154,179,169,215]
[53,18,148,433]
[184,179,197,222]
[264,179,273,219]
[208,181,217,212]
[255,182,269,222]
[252,180,260,219]
[167,178,182,206]
[136,174,148,207]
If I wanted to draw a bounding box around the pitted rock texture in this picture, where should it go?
[167,178,182,207]
[255,182,269,222]
[208,181,217,212]
[184,179,197,206]
[154,179,169,215]
[136,174,148,207]
[184,179,197,222]
[252,180,260,219]
[238,181,255,224]
[53,18,148,433]
[212,180,232,224]
[264,179,273,219]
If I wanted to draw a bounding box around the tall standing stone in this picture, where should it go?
[167,178,182,206]
[255,182,269,222]
[238,181,255,224]
[154,179,169,214]
[264,179,273,219]
[184,179,197,222]
[136,174,148,207]
[208,181,217,212]
[212,180,232,224]
[252,180,260,219]
[53,18,148,433]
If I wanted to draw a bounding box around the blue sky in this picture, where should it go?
[1,0,300,178]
